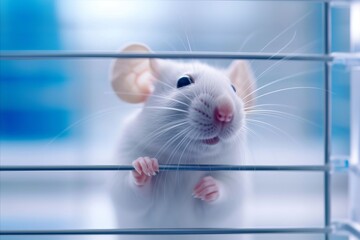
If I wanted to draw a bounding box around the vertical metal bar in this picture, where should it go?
[324,2,332,240]
[350,3,360,236]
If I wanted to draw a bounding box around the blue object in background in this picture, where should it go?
[0,0,71,139]
[331,6,351,154]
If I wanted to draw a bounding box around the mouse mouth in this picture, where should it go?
[202,136,220,145]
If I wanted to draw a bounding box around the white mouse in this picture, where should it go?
[110,43,255,240]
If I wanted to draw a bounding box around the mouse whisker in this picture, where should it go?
[235,125,258,165]
[244,103,295,111]
[153,71,193,102]
[246,109,319,127]
[246,119,297,144]
[144,106,188,114]
[130,124,190,197]
[253,30,298,77]
[131,120,188,153]
[242,38,320,101]
[168,129,193,165]
[152,127,192,199]
[249,8,313,67]
[169,128,194,187]
[242,125,261,143]
[111,90,190,108]
[244,86,327,106]
[241,9,314,97]
[237,31,258,52]
[184,28,193,53]
[154,127,192,162]
[244,35,319,99]
[255,39,320,81]
[170,21,191,52]
[242,68,321,101]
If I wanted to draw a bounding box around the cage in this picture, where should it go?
[0,0,359,240]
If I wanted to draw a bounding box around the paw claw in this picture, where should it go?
[193,176,220,202]
[131,157,159,186]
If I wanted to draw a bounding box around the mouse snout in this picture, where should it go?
[188,93,241,142]
[214,97,234,123]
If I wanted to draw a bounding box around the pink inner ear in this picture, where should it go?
[227,60,256,110]
[136,72,155,94]
[111,43,156,103]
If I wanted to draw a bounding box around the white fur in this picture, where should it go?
[111,59,253,240]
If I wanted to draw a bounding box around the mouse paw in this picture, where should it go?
[193,176,220,202]
[131,157,159,186]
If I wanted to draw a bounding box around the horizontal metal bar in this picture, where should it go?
[270,0,359,2]
[0,227,332,236]
[0,164,329,172]
[1,52,358,64]
[0,51,336,61]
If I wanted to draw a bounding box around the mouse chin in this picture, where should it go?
[202,136,220,145]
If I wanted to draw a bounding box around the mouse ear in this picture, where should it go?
[227,60,256,110]
[111,43,156,103]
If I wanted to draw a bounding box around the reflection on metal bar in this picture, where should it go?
[1,52,358,63]
[324,2,332,240]
[0,227,332,236]
[0,164,330,172]
[334,222,360,239]
[332,52,360,66]
[0,52,336,61]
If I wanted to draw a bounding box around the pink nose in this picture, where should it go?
[215,102,234,123]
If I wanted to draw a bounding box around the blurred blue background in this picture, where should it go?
[0,1,354,240]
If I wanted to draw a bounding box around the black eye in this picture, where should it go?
[231,85,236,92]
[177,75,194,88]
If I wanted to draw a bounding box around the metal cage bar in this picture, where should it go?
[324,2,332,240]
[0,164,330,172]
[0,227,332,236]
[0,51,359,62]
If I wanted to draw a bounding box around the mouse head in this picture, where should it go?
[111,43,255,147]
